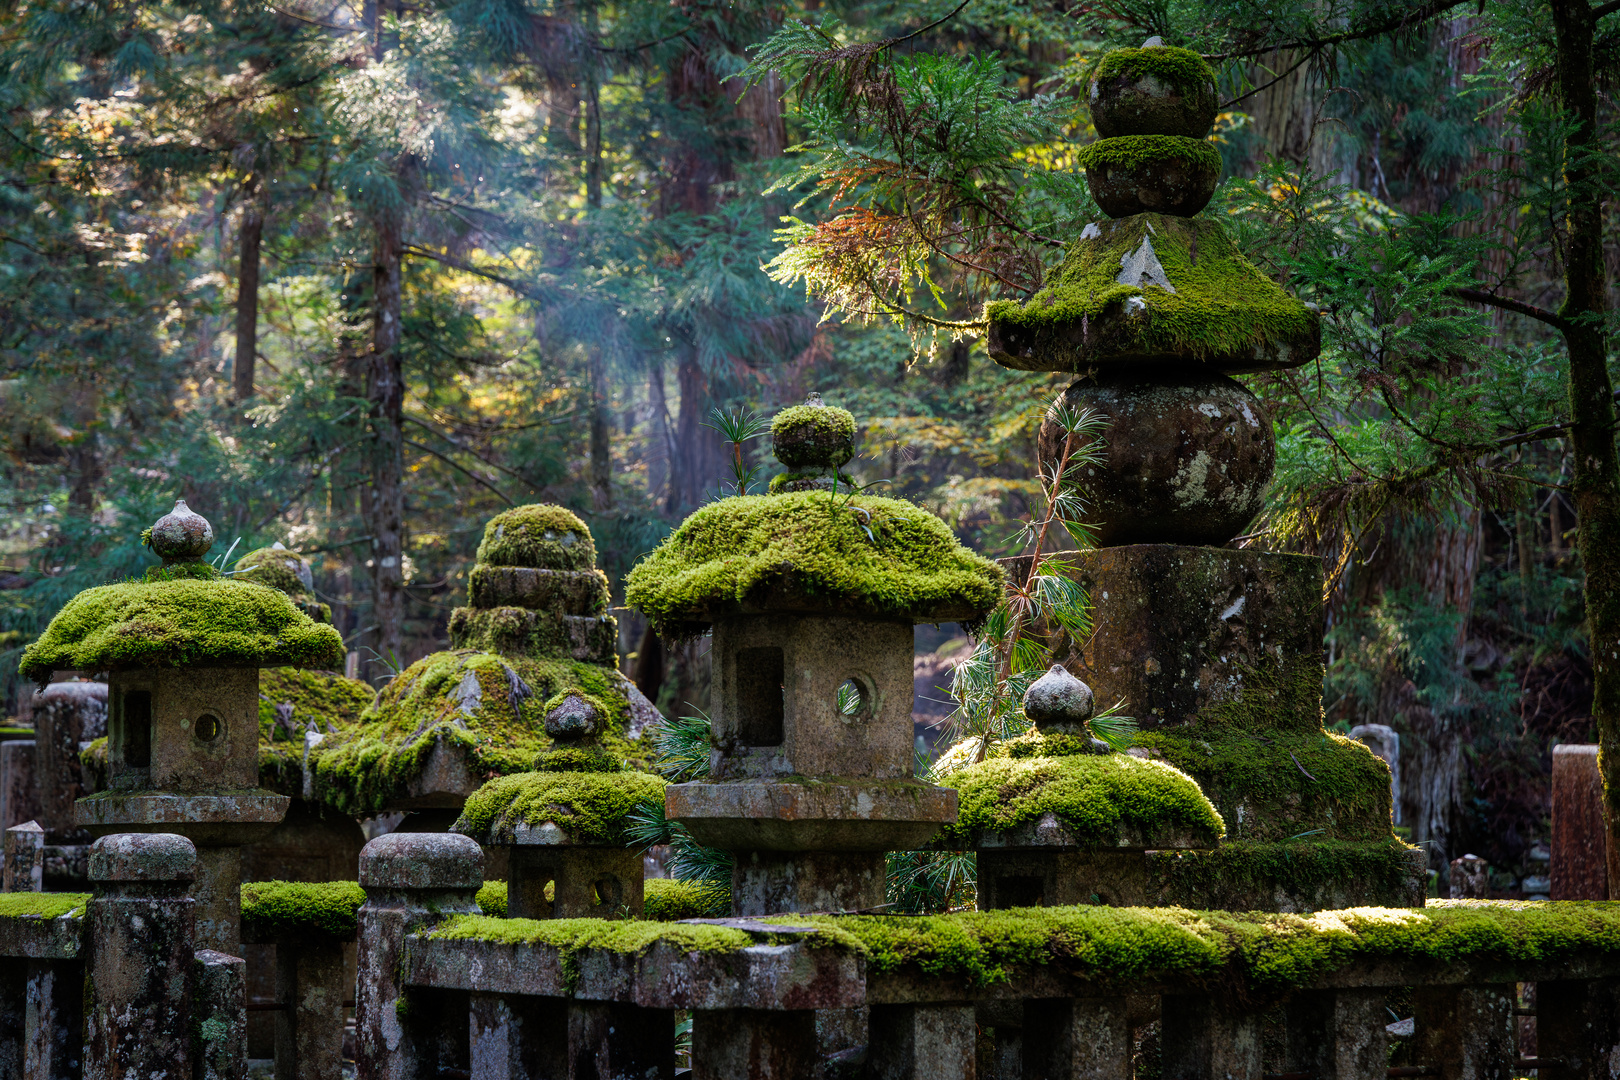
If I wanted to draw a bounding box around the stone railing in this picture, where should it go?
[11,829,1620,1080]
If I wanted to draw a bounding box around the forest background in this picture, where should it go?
[0,0,1598,892]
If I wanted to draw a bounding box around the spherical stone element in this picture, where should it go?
[476,504,597,571]
[1088,46,1218,139]
[149,499,214,563]
[358,831,483,890]
[1081,136,1222,218]
[89,832,197,882]
[772,394,857,469]
[1042,368,1274,547]
[1023,664,1095,733]
[545,693,600,741]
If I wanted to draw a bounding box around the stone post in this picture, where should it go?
[568,1001,676,1080]
[24,957,84,1080]
[84,832,198,1080]
[1534,979,1620,1080]
[1022,996,1131,1080]
[467,994,566,1080]
[1160,994,1261,1080]
[4,821,44,892]
[0,740,39,832]
[866,1003,976,1080]
[273,939,349,1080]
[355,832,482,1080]
[1552,744,1608,900]
[1285,989,1388,1080]
[0,958,21,1080]
[32,681,106,844]
[1411,984,1515,1080]
[193,950,247,1080]
[691,1009,818,1080]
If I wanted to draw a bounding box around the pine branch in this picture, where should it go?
[1449,287,1574,334]
[403,439,515,505]
[1202,0,1467,61]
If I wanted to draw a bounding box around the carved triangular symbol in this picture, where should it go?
[1116,236,1177,293]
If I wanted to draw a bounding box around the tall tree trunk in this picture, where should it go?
[367,197,406,665]
[590,351,612,510]
[584,1,602,209]
[1548,0,1620,893]
[666,349,728,513]
[233,179,264,404]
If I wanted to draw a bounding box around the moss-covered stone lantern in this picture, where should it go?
[19,500,344,951]
[979,41,1423,911]
[627,397,1005,915]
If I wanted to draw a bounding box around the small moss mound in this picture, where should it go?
[453,769,667,845]
[234,546,313,596]
[0,892,89,919]
[144,563,220,583]
[938,753,1225,847]
[476,880,509,916]
[20,578,345,683]
[476,505,596,571]
[309,650,649,816]
[1091,46,1215,90]
[772,404,857,468]
[985,212,1320,374]
[625,492,1004,638]
[240,880,366,939]
[643,877,732,920]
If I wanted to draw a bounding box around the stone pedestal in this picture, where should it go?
[4,820,44,892]
[193,950,248,1080]
[1,739,39,832]
[85,833,198,1080]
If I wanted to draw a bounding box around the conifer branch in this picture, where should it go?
[1448,287,1573,333]
[1202,0,1466,61]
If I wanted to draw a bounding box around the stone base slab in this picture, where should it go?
[77,791,289,845]
[667,780,957,851]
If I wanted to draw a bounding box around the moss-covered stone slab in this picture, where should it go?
[19,578,344,683]
[625,492,1004,638]
[643,877,731,921]
[452,769,667,847]
[665,778,958,851]
[937,753,1224,850]
[476,505,597,570]
[447,607,617,665]
[308,650,654,816]
[467,566,611,615]
[985,213,1320,374]
[75,790,289,845]
[240,879,366,943]
[0,891,87,958]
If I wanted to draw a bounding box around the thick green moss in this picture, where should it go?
[429,912,755,952]
[1077,134,1221,173]
[771,404,857,468]
[477,880,509,916]
[0,725,32,739]
[309,651,648,816]
[0,892,89,919]
[256,668,374,794]
[144,563,220,583]
[240,880,366,939]
[234,546,332,622]
[447,606,617,662]
[476,505,596,571]
[1132,729,1393,842]
[985,213,1319,372]
[625,492,1004,638]
[453,769,666,845]
[19,579,344,682]
[938,753,1224,847]
[643,877,731,921]
[1091,46,1215,90]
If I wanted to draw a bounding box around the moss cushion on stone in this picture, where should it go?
[0,892,89,920]
[1081,136,1223,217]
[256,667,375,794]
[453,769,667,846]
[477,505,596,571]
[1088,47,1218,138]
[240,880,366,940]
[19,578,345,682]
[771,404,857,468]
[309,650,650,815]
[234,546,332,623]
[625,492,1004,638]
[985,212,1320,374]
[937,753,1224,848]
[643,877,731,920]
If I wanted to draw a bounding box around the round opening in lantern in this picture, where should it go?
[836,676,872,719]
[194,713,223,742]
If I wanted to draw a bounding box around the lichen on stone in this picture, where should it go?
[476,505,596,571]
[937,753,1225,847]
[643,877,731,921]
[0,892,89,920]
[985,212,1320,373]
[239,880,366,939]
[625,492,1004,639]
[19,578,345,683]
[453,769,667,845]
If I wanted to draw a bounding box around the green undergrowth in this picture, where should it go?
[1077,135,1221,173]
[310,651,647,815]
[625,492,1004,638]
[985,213,1317,368]
[477,505,596,570]
[19,578,344,682]
[0,892,89,919]
[453,769,667,845]
[240,880,366,939]
[1090,46,1215,89]
[1132,728,1393,841]
[644,877,731,920]
[938,752,1225,847]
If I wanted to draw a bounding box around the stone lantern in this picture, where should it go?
[980,41,1423,910]
[626,397,1005,915]
[18,500,344,951]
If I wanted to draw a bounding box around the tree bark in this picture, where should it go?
[1548,0,1620,894]
[367,196,406,665]
[590,351,612,510]
[666,349,728,513]
[233,179,264,404]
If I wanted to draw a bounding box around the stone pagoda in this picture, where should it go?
[626,397,1005,915]
[981,41,1421,910]
[19,500,344,950]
